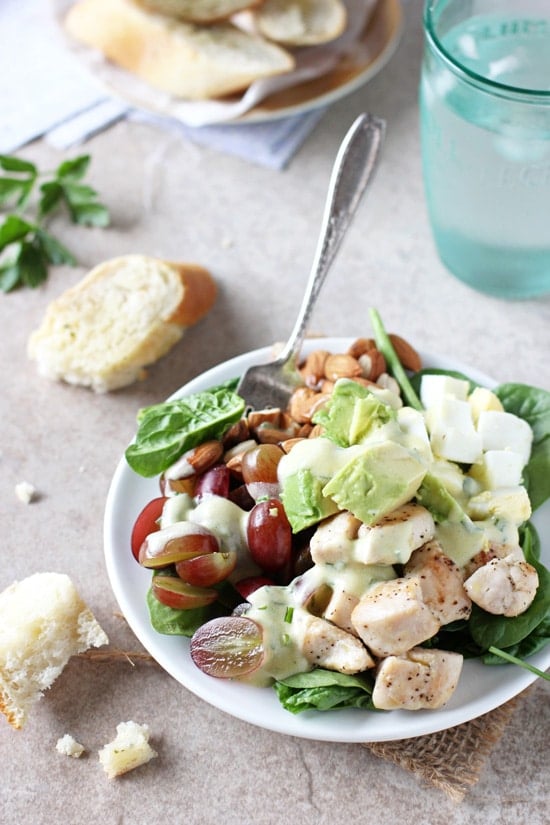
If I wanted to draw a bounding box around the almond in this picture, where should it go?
[256,425,300,444]
[324,353,362,382]
[281,437,307,454]
[358,349,386,381]
[347,337,376,359]
[389,334,422,372]
[300,349,330,388]
[222,418,250,448]
[288,386,321,423]
[247,408,282,430]
[186,440,224,474]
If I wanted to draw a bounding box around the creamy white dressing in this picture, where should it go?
[161,493,260,580]
[241,560,396,682]
[277,437,365,483]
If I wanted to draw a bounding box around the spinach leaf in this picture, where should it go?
[146,587,213,636]
[274,669,377,714]
[126,387,245,477]
[482,615,550,664]
[468,522,550,651]
[495,383,550,511]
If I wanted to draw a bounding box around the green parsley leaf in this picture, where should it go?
[0,152,109,290]
[0,214,33,250]
[56,155,91,181]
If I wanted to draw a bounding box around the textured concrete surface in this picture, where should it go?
[1,1,549,823]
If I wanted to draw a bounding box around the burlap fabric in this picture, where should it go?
[363,697,520,802]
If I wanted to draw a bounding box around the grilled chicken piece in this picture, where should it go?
[301,616,375,674]
[355,503,436,565]
[310,503,435,567]
[462,541,524,578]
[404,540,472,625]
[372,647,463,710]
[351,577,439,657]
[463,554,539,617]
[310,511,361,565]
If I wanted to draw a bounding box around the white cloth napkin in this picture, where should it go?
[1,0,379,169]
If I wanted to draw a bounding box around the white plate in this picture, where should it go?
[53,0,403,125]
[104,338,550,742]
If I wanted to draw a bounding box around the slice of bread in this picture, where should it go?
[27,255,217,392]
[132,0,262,23]
[0,572,109,729]
[99,721,157,778]
[254,0,347,46]
[64,0,295,100]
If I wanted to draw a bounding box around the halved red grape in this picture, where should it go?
[131,497,167,561]
[152,576,218,609]
[190,616,264,678]
[139,523,219,568]
[246,499,292,573]
[176,549,237,587]
[235,576,275,600]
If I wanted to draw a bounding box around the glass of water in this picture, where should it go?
[420,0,550,298]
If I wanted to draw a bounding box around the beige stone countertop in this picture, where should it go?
[1,1,548,823]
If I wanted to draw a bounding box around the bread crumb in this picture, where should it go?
[98,721,157,779]
[15,481,37,504]
[56,733,86,758]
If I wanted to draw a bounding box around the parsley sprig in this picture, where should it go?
[0,154,109,292]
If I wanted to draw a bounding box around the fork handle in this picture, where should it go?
[276,112,385,366]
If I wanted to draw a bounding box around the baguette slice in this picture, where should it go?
[28,255,217,392]
[0,572,109,730]
[64,0,295,100]
[132,0,262,23]
[255,0,347,46]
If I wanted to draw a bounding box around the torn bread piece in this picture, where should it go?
[99,721,157,778]
[133,0,262,23]
[27,255,217,392]
[0,572,108,729]
[255,0,347,46]
[64,0,295,100]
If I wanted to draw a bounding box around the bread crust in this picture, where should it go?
[255,0,347,46]
[64,0,295,100]
[27,255,217,392]
[132,0,263,23]
[170,262,218,326]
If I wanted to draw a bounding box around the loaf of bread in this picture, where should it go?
[254,0,347,46]
[99,721,157,778]
[0,572,108,730]
[27,255,217,392]
[132,0,262,23]
[64,0,295,100]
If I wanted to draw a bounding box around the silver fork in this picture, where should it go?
[236,112,386,411]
